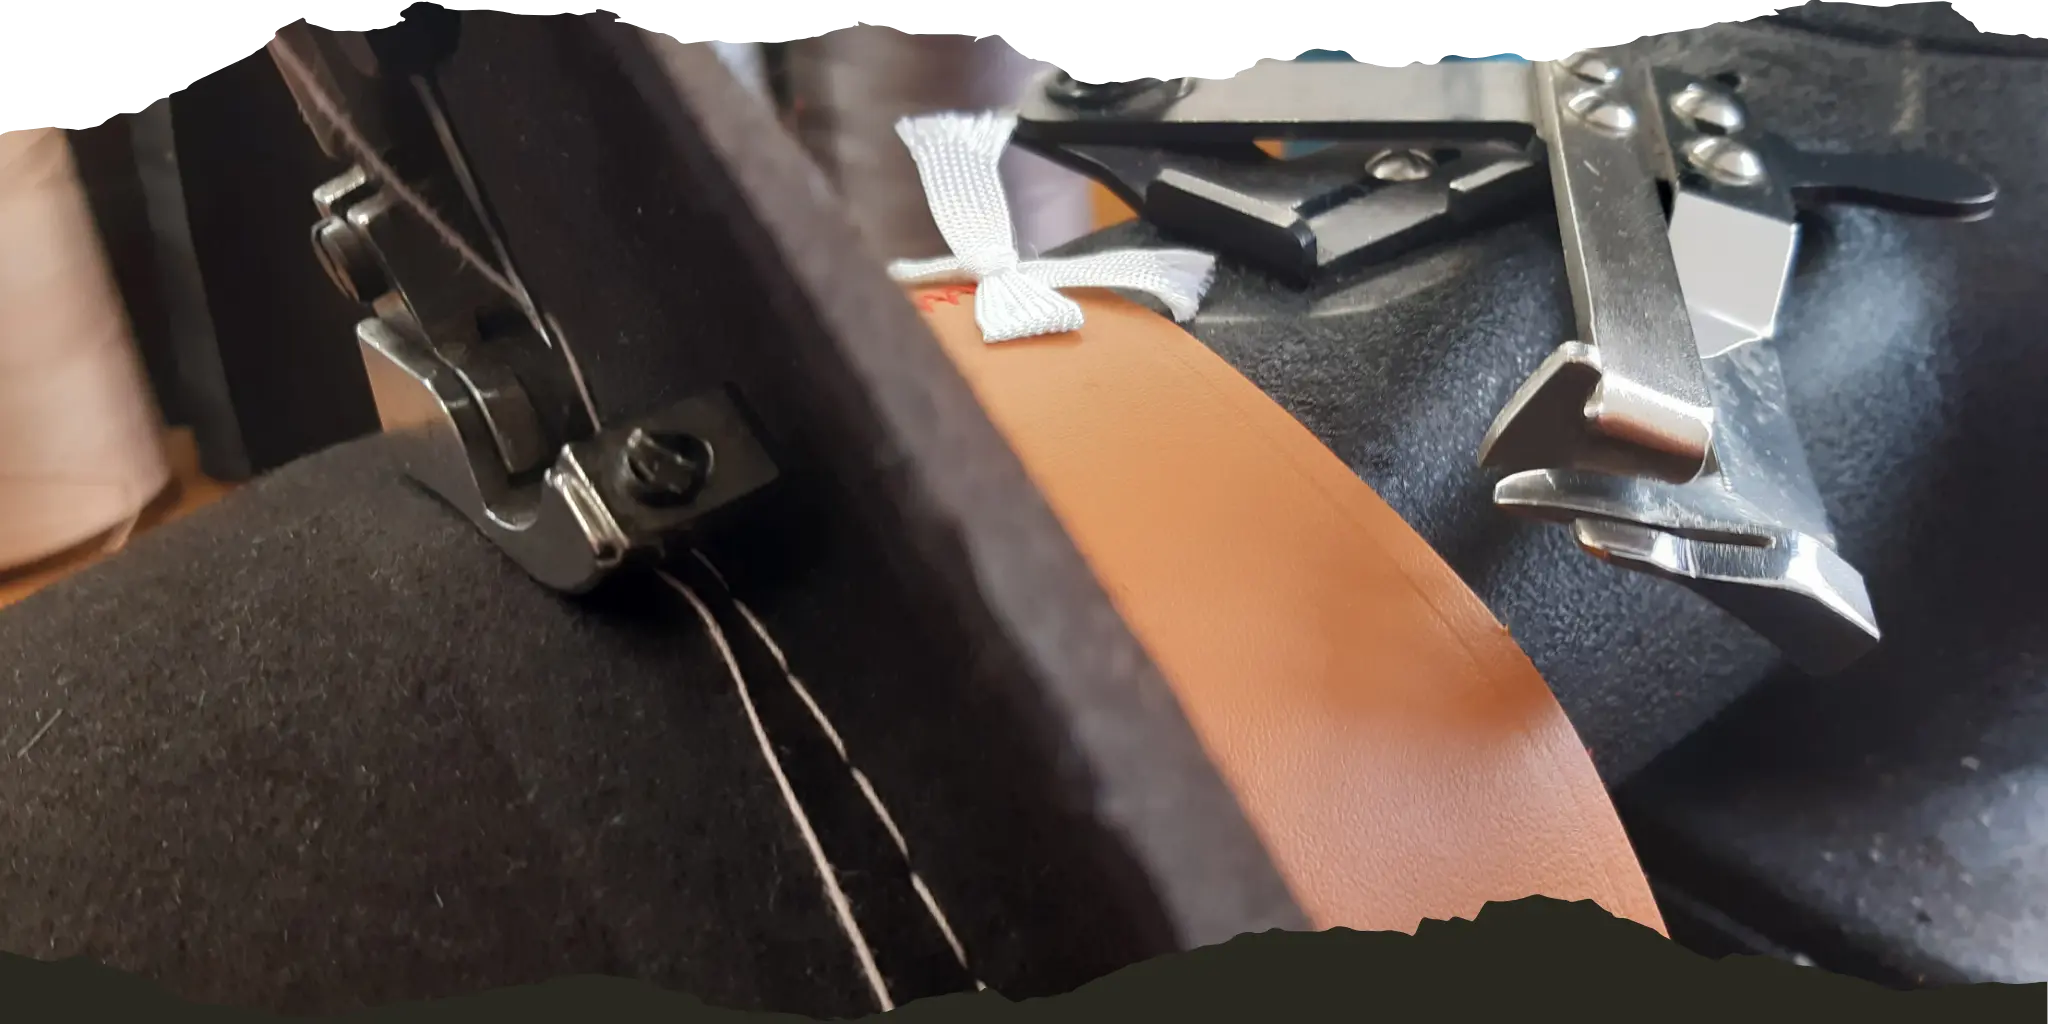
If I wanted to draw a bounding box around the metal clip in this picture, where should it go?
[1476,56,1716,484]
[1019,57,1722,481]
[1014,53,1997,673]
[1491,63,1995,673]
[1013,62,1550,286]
[284,26,779,594]
[318,166,780,593]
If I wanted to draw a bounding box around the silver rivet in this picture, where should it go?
[1670,83,1747,134]
[1685,136,1765,186]
[1366,149,1436,183]
[1565,88,1637,135]
[1564,51,1621,85]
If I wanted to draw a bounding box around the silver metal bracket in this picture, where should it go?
[317,165,780,593]
[1013,52,1997,674]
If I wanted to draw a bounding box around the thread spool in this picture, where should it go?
[0,127,170,572]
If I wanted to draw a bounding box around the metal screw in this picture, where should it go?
[1563,51,1622,85]
[617,428,711,507]
[1367,149,1437,183]
[310,216,384,304]
[1565,88,1638,135]
[1684,136,1766,187]
[1669,83,1747,134]
[1045,73,1180,110]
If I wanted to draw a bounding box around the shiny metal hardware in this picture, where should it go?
[1490,64,1995,674]
[1013,52,1998,674]
[1013,60,1549,287]
[283,24,777,595]
[319,167,780,594]
[1477,57,1715,484]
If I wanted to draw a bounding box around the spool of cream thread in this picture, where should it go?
[0,126,170,572]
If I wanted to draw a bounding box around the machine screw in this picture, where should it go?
[1565,88,1638,135]
[1045,72,1181,110]
[617,428,711,507]
[1669,83,1747,134]
[1563,51,1622,86]
[1367,149,1437,183]
[1684,136,1766,187]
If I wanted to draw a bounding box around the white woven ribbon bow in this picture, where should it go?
[886,111,1217,343]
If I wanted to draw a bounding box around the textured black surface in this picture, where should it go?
[1060,4,2048,988]
[1611,15,2048,988]
[1060,194,1784,784]
[1617,15,2048,987]
[1055,12,2039,786]
[0,437,885,1016]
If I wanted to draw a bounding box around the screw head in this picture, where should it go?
[618,428,711,507]
[1670,83,1747,134]
[1565,88,1638,135]
[1366,149,1437,183]
[1045,73,1178,110]
[1563,51,1622,85]
[1684,136,1766,187]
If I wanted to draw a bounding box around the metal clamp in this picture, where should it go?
[1476,56,1715,484]
[1014,52,1998,673]
[1493,61,1992,673]
[319,165,779,592]
[1014,62,1550,286]
[1016,56,1719,480]
[284,25,778,594]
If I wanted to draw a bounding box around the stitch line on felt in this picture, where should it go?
[690,550,985,987]
[659,569,895,1012]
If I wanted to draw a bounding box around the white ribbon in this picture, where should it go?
[887,111,1218,343]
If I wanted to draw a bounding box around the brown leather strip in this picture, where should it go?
[911,285,1665,936]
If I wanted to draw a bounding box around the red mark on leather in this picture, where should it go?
[914,284,977,312]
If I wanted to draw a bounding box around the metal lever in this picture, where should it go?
[1015,60,1540,146]
[1492,65,1996,674]
[1067,142,1547,286]
[1015,53,1995,672]
[1476,56,1715,484]
[1022,56,1724,482]
[1013,62,1550,286]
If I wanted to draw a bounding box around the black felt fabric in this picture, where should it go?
[0,436,881,1017]
[424,13,1304,990]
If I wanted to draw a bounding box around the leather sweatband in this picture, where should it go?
[911,285,1665,936]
